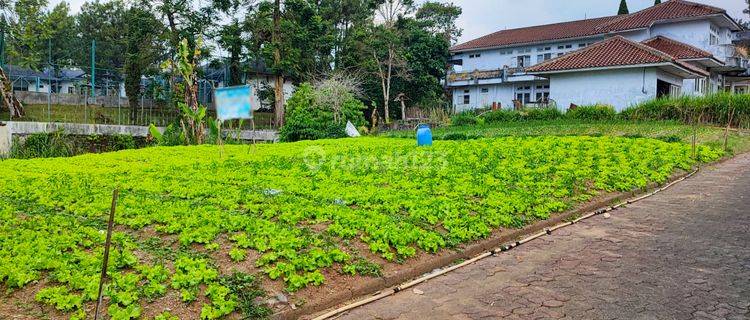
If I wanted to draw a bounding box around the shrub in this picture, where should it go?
[523,108,563,121]
[279,83,367,142]
[8,131,140,159]
[441,133,468,140]
[450,111,479,126]
[623,93,750,127]
[566,104,618,121]
[9,131,74,159]
[481,109,521,123]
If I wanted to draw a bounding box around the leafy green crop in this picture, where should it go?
[0,136,723,318]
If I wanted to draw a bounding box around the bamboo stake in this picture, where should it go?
[94,189,119,320]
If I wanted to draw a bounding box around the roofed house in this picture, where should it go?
[448,0,748,111]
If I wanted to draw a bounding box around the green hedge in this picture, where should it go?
[449,93,750,128]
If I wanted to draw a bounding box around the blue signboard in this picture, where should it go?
[215,85,253,121]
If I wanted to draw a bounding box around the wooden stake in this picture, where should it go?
[94,189,119,320]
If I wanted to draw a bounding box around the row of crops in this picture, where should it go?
[0,136,723,319]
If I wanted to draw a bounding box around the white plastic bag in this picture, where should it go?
[345,121,361,137]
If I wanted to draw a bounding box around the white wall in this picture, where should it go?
[245,75,294,110]
[549,68,659,111]
[453,81,550,111]
[454,36,604,72]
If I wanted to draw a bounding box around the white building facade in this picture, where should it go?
[448,0,748,112]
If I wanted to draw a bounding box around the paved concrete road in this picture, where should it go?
[339,153,750,320]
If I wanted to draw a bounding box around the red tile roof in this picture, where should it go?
[451,0,734,52]
[642,36,713,60]
[525,36,708,76]
[598,0,724,32]
[450,16,619,52]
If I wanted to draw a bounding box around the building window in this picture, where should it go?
[463,90,470,105]
[670,85,681,97]
[709,24,720,45]
[515,85,532,104]
[536,53,552,63]
[535,92,550,102]
[517,55,531,67]
[578,43,587,48]
[12,82,29,91]
[481,88,489,93]
[565,44,572,49]
[557,53,564,57]
[68,87,75,94]
[694,78,707,94]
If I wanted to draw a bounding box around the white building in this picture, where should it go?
[448,0,749,112]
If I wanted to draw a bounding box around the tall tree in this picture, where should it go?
[152,0,212,51]
[272,0,284,126]
[124,4,165,119]
[371,0,413,124]
[8,0,49,69]
[415,1,462,44]
[76,0,127,82]
[654,0,661,5]
[212,0,254,86]
[618,0,629,15]
[46,2,76,73]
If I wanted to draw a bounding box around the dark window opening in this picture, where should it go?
[656,79,671,98]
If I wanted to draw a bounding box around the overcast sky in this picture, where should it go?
[50,0,747,44]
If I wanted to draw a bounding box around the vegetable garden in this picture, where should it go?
[0,135,723,319]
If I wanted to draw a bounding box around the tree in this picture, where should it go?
[272,0,284,126]
[152,0,212,51]
[8,0,50,69]
[618,0,629,15]
[415,1,462,44]
[46,2,76,73]
[76,0,128,85]
[124,5,165,120]
[654,0,661,5]
[371,0,413,124]
[212,0,254,86]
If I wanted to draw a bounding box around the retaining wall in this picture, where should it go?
[0,121,279,155]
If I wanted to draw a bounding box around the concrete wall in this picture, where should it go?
[0,124,9,155]
[0,121,280,155]
[549,68,659,112]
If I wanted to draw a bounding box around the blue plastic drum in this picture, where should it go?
[416,124,433,146]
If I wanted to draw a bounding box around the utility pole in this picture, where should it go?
[91,40,96,99]
[47,38,51,122]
